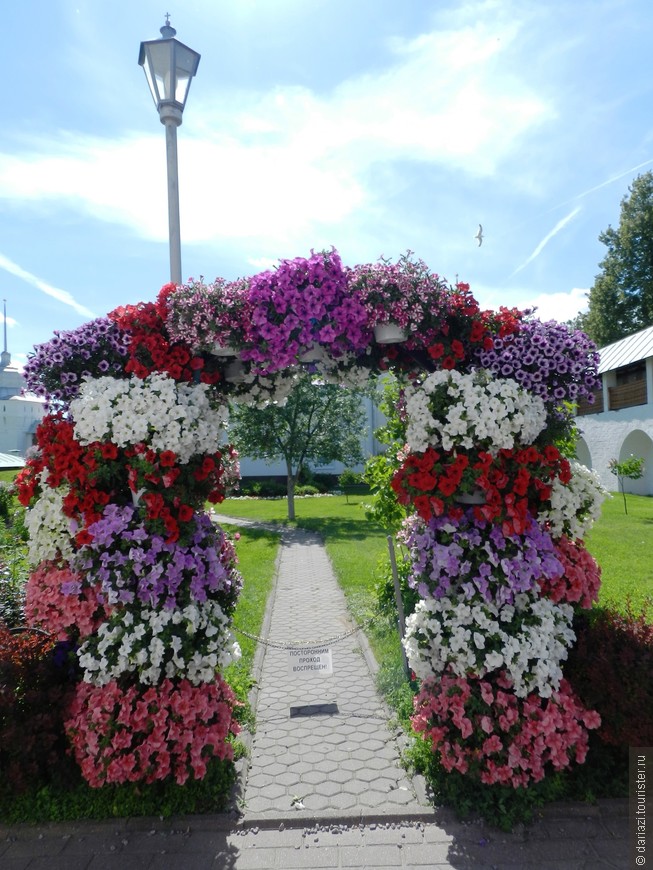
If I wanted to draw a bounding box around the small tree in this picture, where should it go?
[229,374,367,520]
[609,455,645,514]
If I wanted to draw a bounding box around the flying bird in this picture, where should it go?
[474,224,483,246]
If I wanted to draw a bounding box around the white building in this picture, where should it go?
[575,324,653,495]
[0,326,44,461]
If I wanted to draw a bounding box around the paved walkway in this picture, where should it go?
[237,524,425,821]
[0,518,630,868]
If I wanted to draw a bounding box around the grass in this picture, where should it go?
[585,492,653,614]
[222,525,280,726]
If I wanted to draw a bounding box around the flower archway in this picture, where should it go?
[17,248,605,792]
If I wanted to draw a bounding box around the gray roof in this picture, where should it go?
[597,324,653,374]
[0,452,24,469]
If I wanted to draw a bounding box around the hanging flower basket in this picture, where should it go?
[454,488,486,505]
[298,344,325,363]
[224,360,246,384]
[374,322,407,344]
[210,342,238,358]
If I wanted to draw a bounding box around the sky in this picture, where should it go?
[2,0,653,367]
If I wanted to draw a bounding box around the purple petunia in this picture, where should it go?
[473,318,600,411]
[72,505,242,614]
[398,510,564,606]
[23,317,129,408]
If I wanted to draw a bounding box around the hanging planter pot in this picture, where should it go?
[131,487,146,508]
[455,488,486,505]
[374,322,407,344]
[298,344,324,364]
[210,342,237,358]
[224,360,246,384]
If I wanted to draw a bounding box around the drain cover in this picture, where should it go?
[289,702,339,718]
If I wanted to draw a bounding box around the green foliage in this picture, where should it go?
[0,496,30,628]
[375,551,420,625]
[295,484,320,496]
[552,403,582,459]
[608,454,645,514]
[0,756,236,823]
[0,627,77,803]
[338,468,364,487]
[583,171,653,345]
[363,378,408,532]
[240,479,287,498]
[229,373,367,519]
[609,454,645,480]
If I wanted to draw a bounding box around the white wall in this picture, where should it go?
[576,416,653,495]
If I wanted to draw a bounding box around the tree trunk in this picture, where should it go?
[286,463,297,521]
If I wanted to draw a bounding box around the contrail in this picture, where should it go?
[0,252,95,319]
[545,158,653,215]
[509,206,581,278]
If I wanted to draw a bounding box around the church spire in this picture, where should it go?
[1,300,11,369]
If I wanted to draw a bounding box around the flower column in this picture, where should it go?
[18,318,243,788]
[394,366,605,789]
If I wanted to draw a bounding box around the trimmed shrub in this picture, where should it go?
[295,485,320,496]
[0,624,77,796]
[565,599,653,747]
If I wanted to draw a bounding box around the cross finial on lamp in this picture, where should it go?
[160,13,176,38]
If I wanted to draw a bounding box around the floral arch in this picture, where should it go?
[17,249,606,791]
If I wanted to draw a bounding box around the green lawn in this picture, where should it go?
[585,492,653,614]
[222,525,280,722]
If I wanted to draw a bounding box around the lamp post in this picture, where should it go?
[139,16,200,285]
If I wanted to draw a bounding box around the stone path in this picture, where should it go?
[236,525,427,821]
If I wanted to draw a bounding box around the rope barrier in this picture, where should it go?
[232,616,376,651]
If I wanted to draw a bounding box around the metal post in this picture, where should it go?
[387,535,410,679]
[164,118,182,285]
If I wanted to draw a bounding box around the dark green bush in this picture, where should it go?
[295,484,320,496]
[338,469,363,488]
[565,598,653,747]
[0,625,78,799]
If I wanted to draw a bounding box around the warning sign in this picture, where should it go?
[288,647,333,677]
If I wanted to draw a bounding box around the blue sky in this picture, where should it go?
[2,0,653,366]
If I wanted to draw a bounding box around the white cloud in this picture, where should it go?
[474,282,589,323]
[521,287,588,322]
[0,10,553,252]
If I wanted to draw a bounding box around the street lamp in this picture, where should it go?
[139,15,200,285]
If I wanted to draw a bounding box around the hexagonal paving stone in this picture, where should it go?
[328,768,351,785]
[258,783,287,801]
[312,758,338,774]
[300,770,326,785]
[342,779,369,796]
[300,793,330,811]
[275,770,302,787]
[314,779,342,798]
